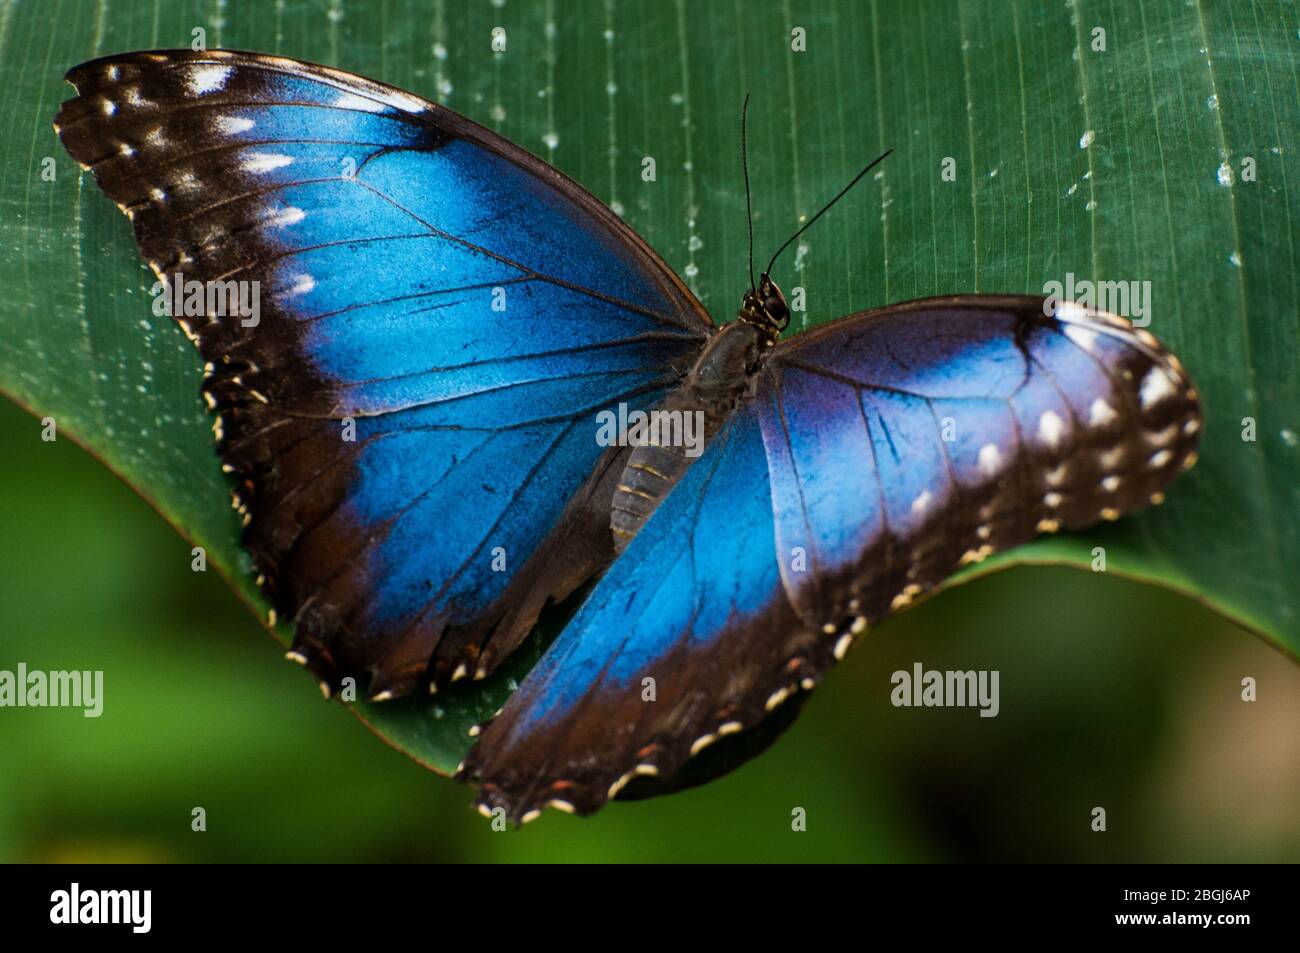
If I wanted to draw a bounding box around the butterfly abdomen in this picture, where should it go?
[611,390,705,552]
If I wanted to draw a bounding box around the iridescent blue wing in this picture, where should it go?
[463,296,1201,820]
[463,402,798,820]
[55,50,709,698]
[757,295,1200,626]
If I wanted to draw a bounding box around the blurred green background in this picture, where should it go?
[2,395,1296,862]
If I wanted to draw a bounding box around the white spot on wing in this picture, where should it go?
[1055,300,1088,322]
[1149,422,1179,445]
[285,274,315,296]
[334,91,388,113]
[1064,324,1098,352]
[1038,411,1065,448]
[216,115,255,135]
[1140,367,1177,408]
[242,152,294,173]
[1089,398,1118,426]
[265,206,306,227]
[911,490,932,515]
[978,443,1002,476]
[187,64,233,96]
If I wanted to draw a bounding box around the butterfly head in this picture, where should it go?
[738,93,889,345]
[739,272,789,340]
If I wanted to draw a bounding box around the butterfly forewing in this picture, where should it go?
[56,50,710,699]
[758,295,1201,630]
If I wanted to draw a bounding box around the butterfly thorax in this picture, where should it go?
[610,278,786,552]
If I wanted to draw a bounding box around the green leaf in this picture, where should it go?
[1,1,1295,775]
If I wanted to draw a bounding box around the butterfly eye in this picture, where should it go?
[755,274,789,330]
[764,295,789,330]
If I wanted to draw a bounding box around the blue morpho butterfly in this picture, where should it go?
[56,50,1201,822]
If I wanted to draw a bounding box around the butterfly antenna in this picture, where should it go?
[764,148,894,278]
[742,93,756,293]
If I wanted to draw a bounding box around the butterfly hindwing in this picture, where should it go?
[463,296,1201,820]
[55,50,710,697]
[463,404,817,820]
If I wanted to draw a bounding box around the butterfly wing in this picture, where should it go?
[462,295,1201,820]
[758,295,1201,627]
[55,50,710,698]
[463,402,803,820]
